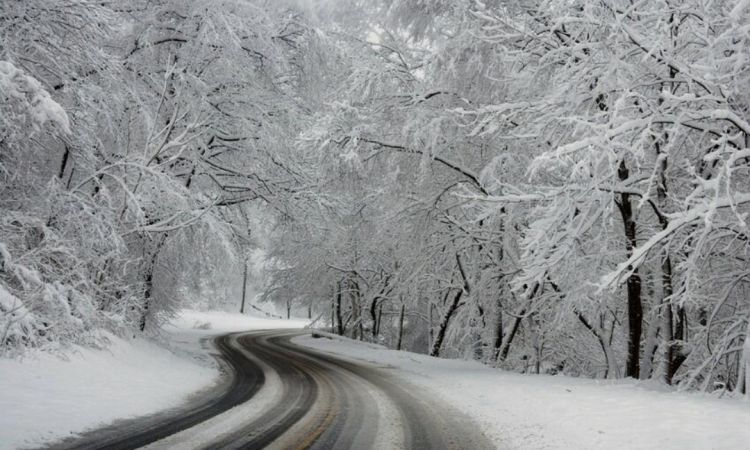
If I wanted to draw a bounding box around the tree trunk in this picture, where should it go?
[666,299,688,383]
[430,253,471,357]
[640,271,659,379]
[617,160,643,379]
[497,310,523,362]
[138,235,167,332]
[396,303,405,351]
[657,54,687,384]
[492,307,503,362]
[528,313,542,374]
[138,134,202,332]
[663,254,678,383]
[429,289,463,357]
[58,144,71,180]
[738,326,750,395]
[577,312,619,379]
[653,138,687,384]
[375,302,383,337]
[496,285,538,363]
[491,219,507,363]
[335,280,344,335]
[240,259,248,314]
[139,271,152,332]
[370,297,379,341]
[348,279,363,340]
[428,301,434,353]
[472,304,486,360]
[330,297,335,333]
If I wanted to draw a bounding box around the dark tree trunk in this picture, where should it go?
[663,253,678,383]
[472,304,486,360]
[65,167,76,190]
[396,303,405,351]
[491,218,506,362]
[330,297,335,333]
[498,309,524,362]
[58,145,71,180]
[369,275,391,341]
[139,271,152,332]
[139,256,157,332]
[616,160,643,379]
[429,289,463,357]
[428,302,435,351]
[651,94,686,384]
[492,307,503,362]
[370,297,379,341]
[577,312,615,378]
[375,302,383,337]
[666,299,688,383]
[429,254,470,357]
[496,284,538,362]
[660,203,687,382]
[240,260,248,314]
[139,235,168,332]
[335,280,344,336]
[135,106,205,333]
[349,279,363,340]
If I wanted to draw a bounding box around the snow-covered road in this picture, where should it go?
[45,330,493,450]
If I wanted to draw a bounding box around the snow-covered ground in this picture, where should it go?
[296,333,750,450]
[0,309,307,450]
[6,310,746,450]
[168,309,309,334]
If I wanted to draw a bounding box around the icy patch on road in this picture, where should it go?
[296,333,750,450]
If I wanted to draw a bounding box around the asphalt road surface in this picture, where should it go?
[45,330,494,450]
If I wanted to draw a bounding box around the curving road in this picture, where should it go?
[46,330,494,450]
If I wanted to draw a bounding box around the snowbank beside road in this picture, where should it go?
[296,333,750,450]
[0,309,307,450]
[0,334,215,450]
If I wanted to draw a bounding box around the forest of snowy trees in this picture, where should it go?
[2,0,750,394]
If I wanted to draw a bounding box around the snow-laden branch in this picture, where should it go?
[601,192,750,290]
[124,198,218,235]
[0,60,71,134]
[357,137,489,195]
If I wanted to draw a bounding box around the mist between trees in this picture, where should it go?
[2,0,750,393]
